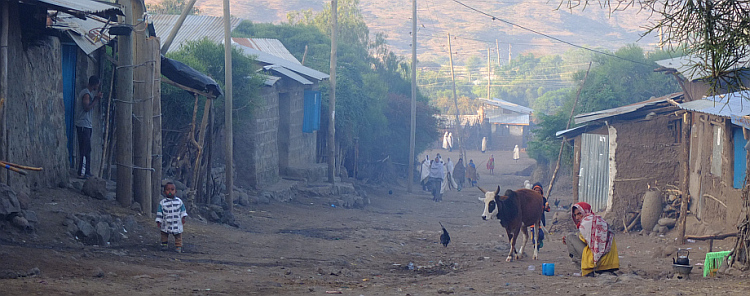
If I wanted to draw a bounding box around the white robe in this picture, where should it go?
[481,137,487,152]
[420,157,430,182]
[441,161,458,193]
[447,133,453,149]
[442,132,449,149]
[513,145,520,160]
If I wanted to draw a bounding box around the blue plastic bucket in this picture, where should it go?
[542,263,555,276]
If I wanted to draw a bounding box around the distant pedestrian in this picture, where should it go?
[481,137,487,153]
[486,154,495,175]
[156,182,188,253]
[447,132,453,152]
[75,75,102,178]
[428,157,444,202]
[466,159,478,187]
[513,145,520,162]
[442,132,449,150]
[420,155,430,191]
[453,158,466,191]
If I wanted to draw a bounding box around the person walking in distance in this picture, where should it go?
[486,154,495,175]
[75,75,102,178]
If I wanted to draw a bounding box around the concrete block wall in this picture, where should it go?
[235,86,280,189]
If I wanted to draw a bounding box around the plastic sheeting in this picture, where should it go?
[161,55,222,98]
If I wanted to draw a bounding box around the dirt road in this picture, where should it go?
[1,149,748,295]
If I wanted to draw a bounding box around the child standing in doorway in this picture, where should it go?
[156,182,188,253]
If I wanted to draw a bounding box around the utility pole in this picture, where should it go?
[223,0,234,213]
[495,39,500,67]
[116,0,134,207]
[487,46,491,100]
[447,34,463,160]
[328,0,338,184]
[407,0,417,193]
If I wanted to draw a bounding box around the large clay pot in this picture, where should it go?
[640,190,662,232]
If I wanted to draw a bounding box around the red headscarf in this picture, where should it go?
[572,202,613,263]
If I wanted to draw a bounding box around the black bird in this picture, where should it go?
[439,222,451,247]
[554,198,560,208]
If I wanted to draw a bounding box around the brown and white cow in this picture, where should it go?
[478,186,545,262]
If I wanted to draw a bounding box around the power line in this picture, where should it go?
[450,0,652,66]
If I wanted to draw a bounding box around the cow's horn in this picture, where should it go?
[478,187,487,193]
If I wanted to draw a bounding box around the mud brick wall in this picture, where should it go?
[690,114,742,232]
[5,8,69,194]
[609,114,682,225]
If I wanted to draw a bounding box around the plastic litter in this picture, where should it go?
[527,265,535,271]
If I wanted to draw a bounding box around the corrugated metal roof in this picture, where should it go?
[36,0,122,16]
[487,113,529,125]
[574,92,682,125]
[235,44,329,81]
[656,55,750,81]
[232,38,300,64]
[264,65,312,85]
[150,14,241,53]
[51,13,111,55]
[678,90,750,118]
[479,98,534,114]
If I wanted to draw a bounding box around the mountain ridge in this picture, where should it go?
[178,0,660,64]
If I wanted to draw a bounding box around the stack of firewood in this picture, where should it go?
[623,185,688,233]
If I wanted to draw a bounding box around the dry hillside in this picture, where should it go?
[184,0,660,63]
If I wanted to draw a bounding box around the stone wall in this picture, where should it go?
[5,5,69,193]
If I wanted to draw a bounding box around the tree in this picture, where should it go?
[564,0,750,93]
[146,0,200,15]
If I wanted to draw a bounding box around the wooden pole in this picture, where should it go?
[205,101,213,202]
[678,112,692,244]
[547,62,591,199]
[447,34,463,160]
[407,0,417,193]
[160,0,199,54]
[98,52,116,178]
[495,39,500,67]
[151,39,162,214]
[223,0,234,212]
[116,0,134,207]
[133,8,153,214]
[328,0,338,184]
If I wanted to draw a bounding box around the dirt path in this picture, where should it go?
[1,149,748,295]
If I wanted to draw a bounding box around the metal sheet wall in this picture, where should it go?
[578,133,610,212]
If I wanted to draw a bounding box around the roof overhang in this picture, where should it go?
[36,0,123,19]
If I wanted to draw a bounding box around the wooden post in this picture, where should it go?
[151,39,162,214]
[678,112,692,244]
[407,0,416,193]
[133,11,153,214]
[328,0,338,184]
[223,0,234,213]
[116,0,134,207]
[495,39,500,67]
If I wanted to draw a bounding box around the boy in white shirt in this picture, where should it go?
[155,182,188,253]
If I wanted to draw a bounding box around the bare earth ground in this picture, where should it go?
[1,149,749,295]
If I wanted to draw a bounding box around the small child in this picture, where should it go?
[156,182,188,253]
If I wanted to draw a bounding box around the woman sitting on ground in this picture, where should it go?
[563,202,619,276]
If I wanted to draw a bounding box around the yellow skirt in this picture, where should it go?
[580,234,619,276]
